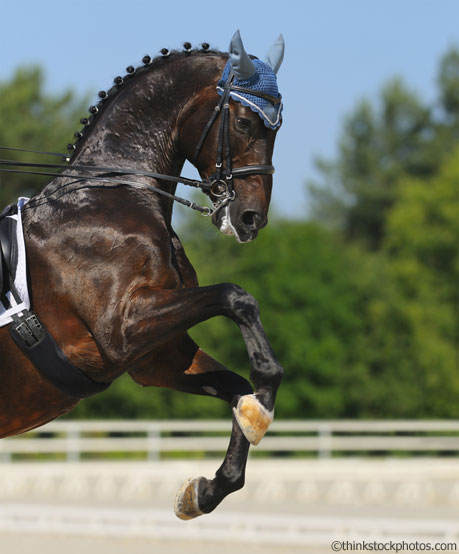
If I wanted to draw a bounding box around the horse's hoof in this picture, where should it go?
[174,477,205,520]
[233,394,273,446]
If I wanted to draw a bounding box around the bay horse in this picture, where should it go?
[0,31,284,519]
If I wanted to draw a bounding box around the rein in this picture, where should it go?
[0,73,276,216]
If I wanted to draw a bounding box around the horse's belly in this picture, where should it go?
[0,331,77,438]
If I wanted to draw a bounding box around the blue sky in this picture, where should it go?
[1,0,458,218]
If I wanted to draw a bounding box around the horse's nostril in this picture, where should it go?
[241,210,259,229]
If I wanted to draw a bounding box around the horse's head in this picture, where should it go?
[181,31,284,243]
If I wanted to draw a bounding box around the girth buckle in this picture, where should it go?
[10,310,45,348]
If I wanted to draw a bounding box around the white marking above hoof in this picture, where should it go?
[233,394,274,446]
[174,477,205,520]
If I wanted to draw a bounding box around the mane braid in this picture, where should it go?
[68,47,222,162]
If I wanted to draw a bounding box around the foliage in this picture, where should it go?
[308,47,459,249]
[183,221,367,418]
[0,66,87,207]
[303,48,459,417]
[72,146,459,419]
[378,146,459,416]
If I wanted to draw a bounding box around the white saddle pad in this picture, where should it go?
[0,197,31,328]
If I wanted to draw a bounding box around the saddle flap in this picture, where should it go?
[0,238,3,296]
[0,215,18,286]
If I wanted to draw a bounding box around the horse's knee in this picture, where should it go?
[222,284,259,324]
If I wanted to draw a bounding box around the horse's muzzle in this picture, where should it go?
[214,203,267,243]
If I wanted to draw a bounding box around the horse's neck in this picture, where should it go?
[70,61,197,222]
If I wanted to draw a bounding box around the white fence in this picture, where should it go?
[1,419,459,461]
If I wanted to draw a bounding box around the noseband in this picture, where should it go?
[0,71,278,216]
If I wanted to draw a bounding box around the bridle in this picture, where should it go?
[0,70,280,216]
[191,69,279,214]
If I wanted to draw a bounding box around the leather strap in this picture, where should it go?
[229,85,282,105]
[9,314,111,399]
[232,165,274,177]
[0,169,213,215]
[192,102,226,166]
[0,159,203,189]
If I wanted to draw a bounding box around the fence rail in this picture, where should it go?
[1,419,458,461]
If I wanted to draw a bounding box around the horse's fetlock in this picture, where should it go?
[217,467,245,492]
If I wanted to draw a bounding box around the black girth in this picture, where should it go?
[0,211,111,398]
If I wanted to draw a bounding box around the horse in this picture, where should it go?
[0,31,284,520]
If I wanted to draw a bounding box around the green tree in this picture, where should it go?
[304,47,459,418]
[308,47,459,249]
[0,66,87,206]
[438,47,459,127]
[378,146,459,416]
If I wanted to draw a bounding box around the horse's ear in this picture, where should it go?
[228,30,256,80]
[265,34,285,74]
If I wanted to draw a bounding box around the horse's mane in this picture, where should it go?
[68,45,224,160]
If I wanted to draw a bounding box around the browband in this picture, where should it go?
[229,85,282,106]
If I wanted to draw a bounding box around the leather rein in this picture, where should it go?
[0,72,278,217]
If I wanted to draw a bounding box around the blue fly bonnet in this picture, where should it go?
[218,31,284,130]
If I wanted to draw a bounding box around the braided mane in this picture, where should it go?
[67,44,222,161]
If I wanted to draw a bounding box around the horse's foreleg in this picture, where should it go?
[174,415,250,519]
[214,284,284,444]
[128,334,253,519]
[118,283,283,444]
[121,283,283,412]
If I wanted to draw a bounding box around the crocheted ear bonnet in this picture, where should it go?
[217,31,284,130]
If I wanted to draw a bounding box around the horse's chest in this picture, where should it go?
[122,236,196,291]
[169,234,198,289]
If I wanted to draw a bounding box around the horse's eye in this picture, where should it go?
[236,117,252,132]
